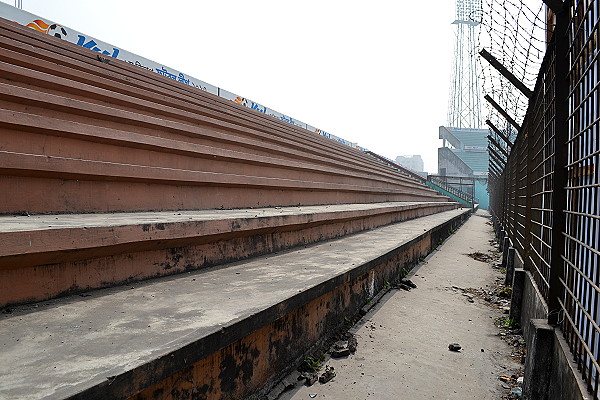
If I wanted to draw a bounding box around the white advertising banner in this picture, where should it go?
[0,2,362,151]
[0,2,219,95]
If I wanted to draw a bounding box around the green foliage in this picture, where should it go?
[494,316,520,329]
[498,286,512,298]
[301,354,324,373]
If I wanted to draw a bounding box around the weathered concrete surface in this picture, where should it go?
[0,209,468,400]
[548,333,592,400]
[0,201,457,307]
[0,202,452,257]
[280,210,521,400]
[517,270,548,342]
[523,319,554,399]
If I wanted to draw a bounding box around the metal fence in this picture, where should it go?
[488,0,600,397]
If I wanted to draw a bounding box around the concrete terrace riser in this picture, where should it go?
[73,212,470,400]
[0,28,381,176]
[0,108,423,193]
[0,20,449,214]
[0,177,447,215]
[0,203,457,307]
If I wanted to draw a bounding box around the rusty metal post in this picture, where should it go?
[488,135,509,158]
[484,95,522,131]
[486,119,514,148]
[547,4,569,327]
[480,48,533,99]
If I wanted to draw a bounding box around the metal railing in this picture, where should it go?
[488,1,600,397]
[427,175,479,206]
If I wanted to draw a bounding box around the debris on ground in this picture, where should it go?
[318,366,335,384]
[448,247,526,399]
[329,340,351,358]
[466,251,494,262]
[347,335,358,353]
[398,283,412,291]
[328,332,358,358]
[469,248,526,400]
[448,343,462,352]
[510,386,522,398]
[389,278,418,291]
[298,372,318,386]
[516,377,524,384]
[497,374,525,399]
[401,279,417,289]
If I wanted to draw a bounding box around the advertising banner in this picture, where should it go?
[0,2,220,95]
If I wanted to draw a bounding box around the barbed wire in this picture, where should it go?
[477,0,549,141]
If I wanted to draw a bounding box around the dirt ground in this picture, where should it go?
[273,210,525,400]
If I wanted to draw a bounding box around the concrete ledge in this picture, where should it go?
[0,209,470,400]
[0,202,458,307]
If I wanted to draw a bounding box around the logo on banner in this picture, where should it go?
[250,101,266,114]
[25,18,119,57]
[233,97,247,106]
[314,129,331,139]
[26,19,68,39]
[280,115,295,124]
[76,35,120,58]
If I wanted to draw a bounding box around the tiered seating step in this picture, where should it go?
[0,208,470,400]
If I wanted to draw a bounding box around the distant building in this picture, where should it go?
[438,126,489,209]
[394,155,424,173]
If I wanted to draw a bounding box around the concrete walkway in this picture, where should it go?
[280,210,521,400]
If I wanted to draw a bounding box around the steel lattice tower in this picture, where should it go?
[447,0,482,128]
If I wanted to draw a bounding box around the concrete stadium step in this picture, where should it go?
[0,201,458,308]
[0,20,450,214]
[0,208,470,400]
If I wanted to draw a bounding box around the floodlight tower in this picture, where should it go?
[447,0,483,128]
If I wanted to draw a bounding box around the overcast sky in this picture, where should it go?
[1,0,457,173]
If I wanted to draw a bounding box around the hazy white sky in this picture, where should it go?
[1,0,456,173]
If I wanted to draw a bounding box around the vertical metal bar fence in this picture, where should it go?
[488,0,600,397]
